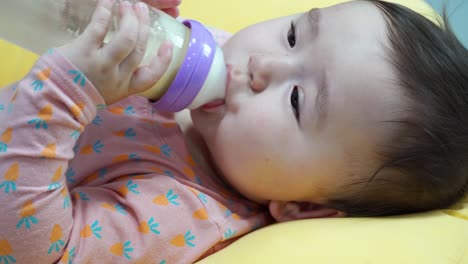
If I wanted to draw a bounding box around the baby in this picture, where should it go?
[1,0,467,263]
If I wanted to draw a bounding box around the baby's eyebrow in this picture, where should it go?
[313,67,329,131]
[307,8,321,41]
[305,8,328,131]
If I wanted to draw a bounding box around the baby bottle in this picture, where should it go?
[0,0,226,112]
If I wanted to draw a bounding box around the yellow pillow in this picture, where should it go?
[1,1,467,264]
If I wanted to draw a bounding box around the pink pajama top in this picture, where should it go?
[0,48,272,263]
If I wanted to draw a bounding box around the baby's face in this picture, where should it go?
[191,1,403,204]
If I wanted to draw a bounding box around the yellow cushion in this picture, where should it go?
[1,1,467,264]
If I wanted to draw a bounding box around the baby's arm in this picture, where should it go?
[0,0,171,262]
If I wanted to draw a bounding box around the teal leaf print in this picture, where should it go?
[124,106,135,115]
[92,115,103,126]
[0,255,16,264]
[128,153,140,161]
[47,181,61,191]
[198,192,208,204]
[0,142,7,153]
[96,104,106,111]
[115,203,128,215]
[160,144,172,157]
[93,140,104,153]
[68,69,86,87]
[63,246,76,264]
[16,216,38,229]
[122,240,133,260]
[48,239,65,254]
[73,144,79,154]
[124,128,136,139]
[0,181,16,193]
[77,191,90,201]
[66,168,76,183]
[98,168,107,178]
[91,220,103,239]
[224,228,237,239]
[31,79,45,91]
[184,231,196,247]
[63,193,71,209]
[27,118,48,129]
[163,170,174,179]
[126,180,140,194]
[70,130,81,139]
[0,104,4,112]
[148,217,160,234]
[166,189,179,206]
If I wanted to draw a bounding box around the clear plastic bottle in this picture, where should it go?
[0,0,226,111]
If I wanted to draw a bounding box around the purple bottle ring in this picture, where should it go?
[151,19,217,112]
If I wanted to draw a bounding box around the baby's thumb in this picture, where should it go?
[128,42,173,95]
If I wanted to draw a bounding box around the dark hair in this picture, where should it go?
[327,0,468,216]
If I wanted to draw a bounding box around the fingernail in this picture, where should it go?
[136,2,148,12]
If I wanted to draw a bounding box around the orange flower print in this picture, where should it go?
[80,140,104,155]
[113,128,136,140]
[112,153,140,163]
[148,167,163,174]
[28,104,53,129]
[31,67,51,91]
[138,217,160,235]
[183,166,202,184]
[42,143,57,158]
[188,187,208,204]
[16,200,38,229]
[48,166,62,191]
[117,180,140,197]
[0,127,12,153]
[110,240,133,260]
[80,220,102,239]
[143,145,161,155]
[153,189,179,206]
[0,163,19,193]
[107,105,135,116]
[81,168,107,185]
[170,230,195,247]
[193,208,209,220]
[48,224,65,254]
[0,239,16,264]
[70,102,85,120]
[186,155,196,167]
[60,246,76,264]
[101,202,127,215]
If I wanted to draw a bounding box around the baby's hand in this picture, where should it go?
[58,0,173,105]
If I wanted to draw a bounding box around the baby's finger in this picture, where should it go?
[142,0,181,10]
[120,2,151,74]
[103,1,139,65]
[81,0,114,47]
[161,7,179,18]
[128,42,173,94]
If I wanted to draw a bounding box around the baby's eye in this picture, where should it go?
[287,21,296,48]
[291,86,300,121]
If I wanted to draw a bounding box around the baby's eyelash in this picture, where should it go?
[288,21,296,48]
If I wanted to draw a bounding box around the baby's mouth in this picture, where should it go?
[200,64,231,112]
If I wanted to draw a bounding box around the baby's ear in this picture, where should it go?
[269,200,346,222]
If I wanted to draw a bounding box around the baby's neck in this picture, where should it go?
[174,111,228,187]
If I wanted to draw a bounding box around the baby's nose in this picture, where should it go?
[248,54,288,92]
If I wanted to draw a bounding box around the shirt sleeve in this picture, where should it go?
[0,49,104,263]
